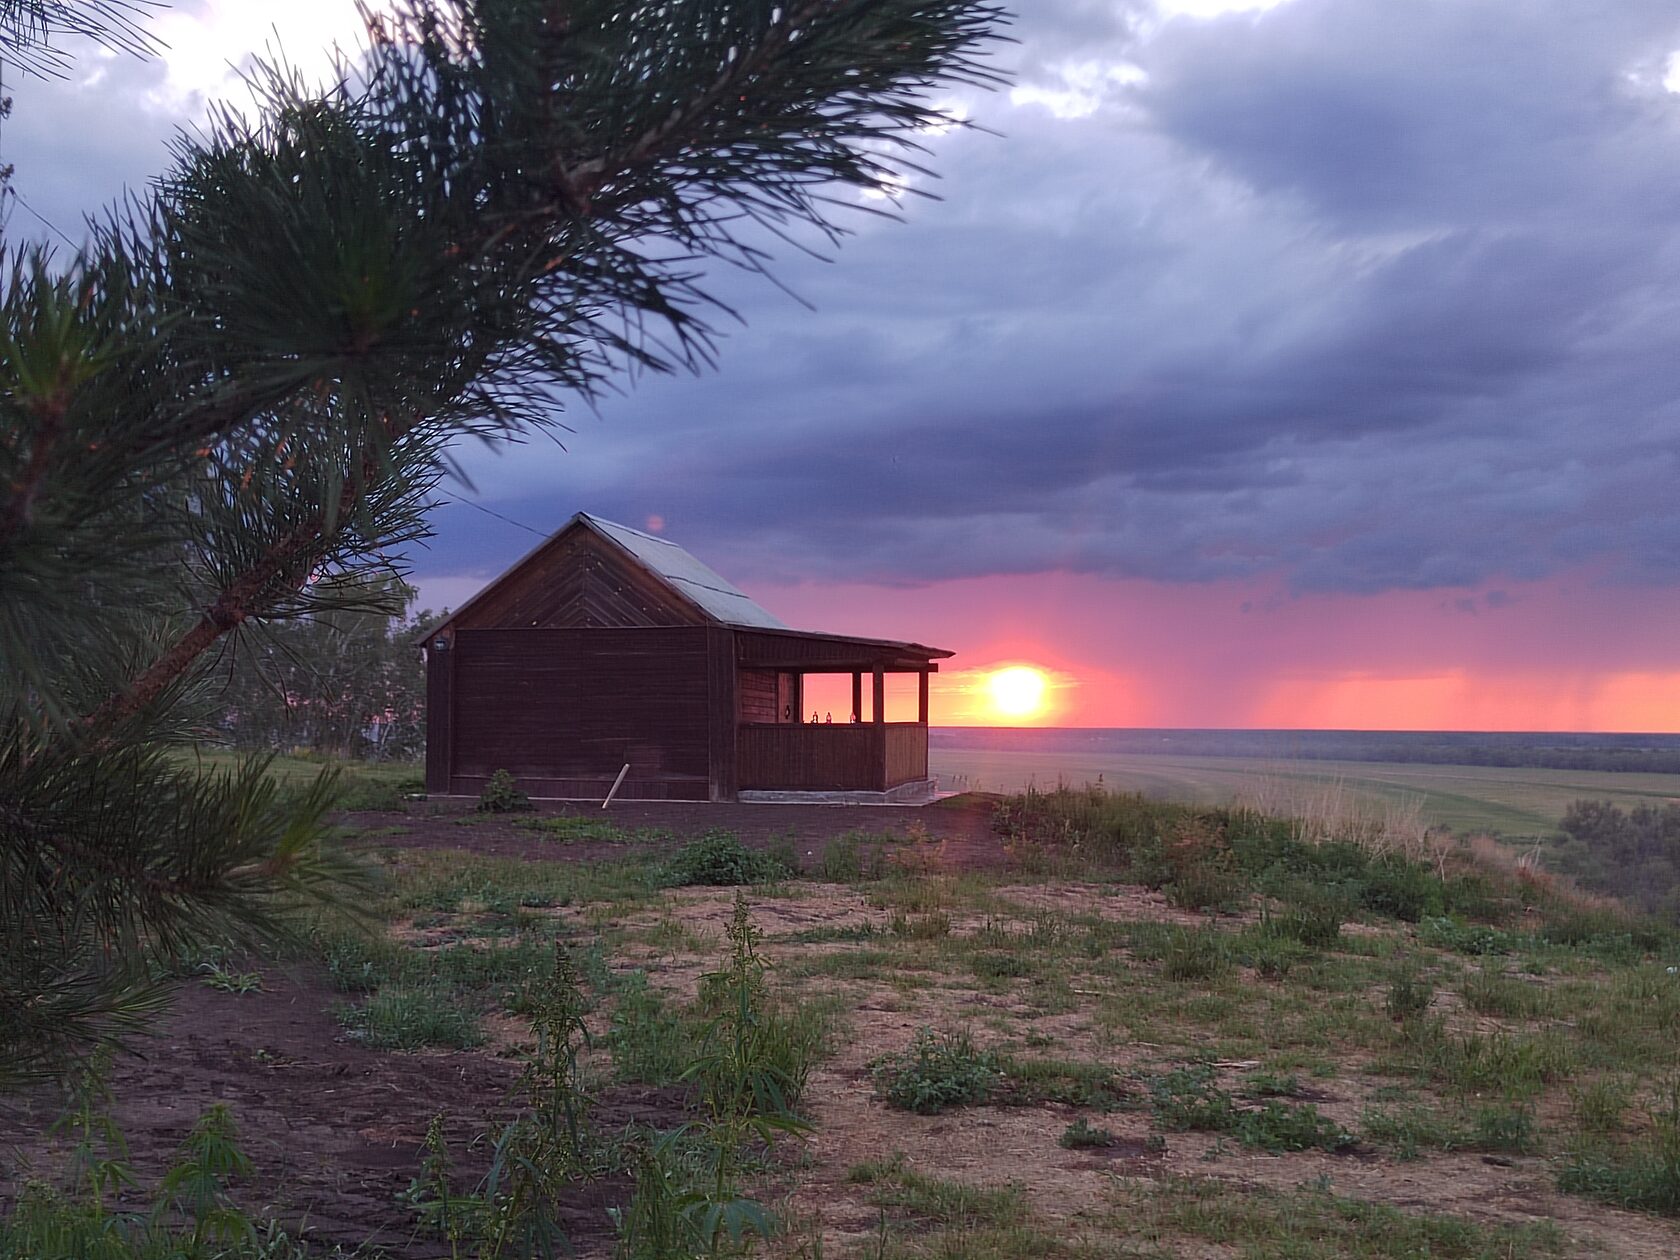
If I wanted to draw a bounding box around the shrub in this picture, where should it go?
[872,1029,1000,1114]
[664,830,795,886]
[1235,1100,1355,1153]
[818,833,893,882]
[476,769,532,813]
[1359,859,1444,922]
[1059,1117,1116,1149]
[1148,1066,1237,1133]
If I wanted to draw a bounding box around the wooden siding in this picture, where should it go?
[455,528,705,630]
[884,724,929,787]
[706,626,737,802]
[737,722,930,792]
[737,668,779,723]
[424,644,454,794]
[447,627,712,795]
[447,773,708,801]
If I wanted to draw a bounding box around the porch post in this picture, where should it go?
[873,666,887,791]
[792,672,804,723]
[851,672,863,723]
[918,669,929,725]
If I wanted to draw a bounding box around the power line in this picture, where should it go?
[442,495,549,539]
[0,56,77,250]
[5,184,76,249]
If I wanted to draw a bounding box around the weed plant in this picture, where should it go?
[407,943,599,1258]
[872,1029,1000,1114]
[1058,1117,1116,1150]
[1148,1066,1352,1153]
[476,770,532,813]
[0,1093,348,1260]
[614,892,814,1258]
[664,831,796,887]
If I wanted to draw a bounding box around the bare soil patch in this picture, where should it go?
[0,968,682,1258]
[340,793,1004,869]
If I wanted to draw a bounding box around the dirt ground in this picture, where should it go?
[7,795,1680,1258]
[0,797,1000,1258]
[0,964,689,1258]
[342,793,1008,869]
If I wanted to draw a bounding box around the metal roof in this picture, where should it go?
[417,513,950,662]
[582,515,790,630]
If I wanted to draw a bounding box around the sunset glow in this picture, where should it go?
[986,666,1051,721]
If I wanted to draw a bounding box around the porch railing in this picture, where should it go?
[737,722,927,791]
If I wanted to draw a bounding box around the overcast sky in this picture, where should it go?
[10,0,1680,729]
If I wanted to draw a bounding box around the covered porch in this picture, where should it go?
[732,628,951,795]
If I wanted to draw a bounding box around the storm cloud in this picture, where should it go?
[9,0,1680,600]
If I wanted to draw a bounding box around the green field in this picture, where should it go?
[930,748,1680,837]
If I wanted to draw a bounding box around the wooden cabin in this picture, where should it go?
[420,513,952,802]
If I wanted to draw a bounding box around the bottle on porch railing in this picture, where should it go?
[825,712,833,723]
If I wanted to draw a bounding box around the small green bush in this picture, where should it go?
[475,769,532,813]
[1059,1117,1116,1149]
[818,833,893,882]
[1353,858,1444,922]
[872,1029,1000,1114]
[1235,1100,1355,1153]
[1148,1066,1237,1133]
[664,829,795,886]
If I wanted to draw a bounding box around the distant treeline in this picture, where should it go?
[1550,800,1680,919]
[930,727,1680,775]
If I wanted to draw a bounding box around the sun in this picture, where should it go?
[987,666,1049,720]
